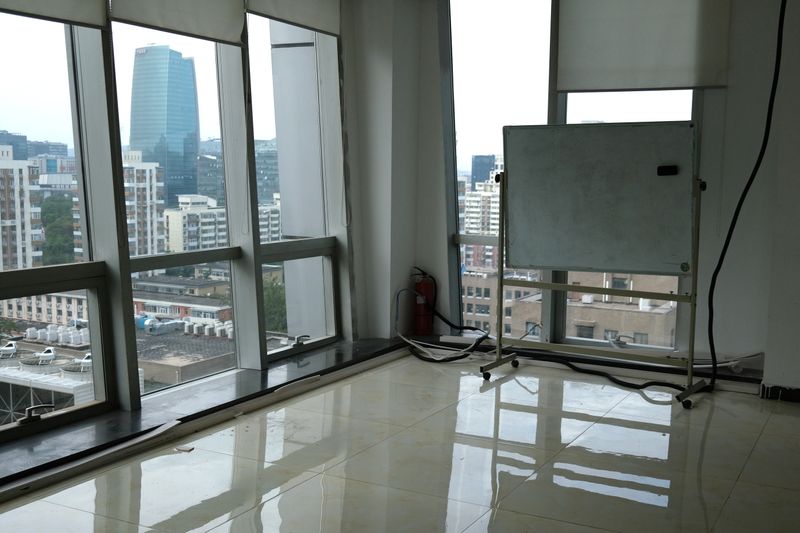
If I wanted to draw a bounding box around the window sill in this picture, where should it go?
[0,338,403,488]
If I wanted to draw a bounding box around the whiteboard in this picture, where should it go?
[504,122,695,275]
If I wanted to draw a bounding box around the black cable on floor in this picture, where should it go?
[407,267,686,390]
[706,0,787,391]
[516,351,685,392]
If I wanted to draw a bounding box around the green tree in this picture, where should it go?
[263,278,287,333]
[0,319,16,334]
[165,266,194,277]
[41,194,75,265]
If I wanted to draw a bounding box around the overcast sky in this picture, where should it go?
[1,5,690,173]
[0,12,277,151]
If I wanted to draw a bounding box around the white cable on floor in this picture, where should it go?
[394,288,488,361]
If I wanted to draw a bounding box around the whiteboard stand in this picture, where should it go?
[480,168,708,409]
[478,171,519,380]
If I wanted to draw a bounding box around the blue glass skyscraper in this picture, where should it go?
[129,45,200,207]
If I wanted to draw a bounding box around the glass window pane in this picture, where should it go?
[460,246,542,340]
[0,13,89,270]
[132,264,236,394]
[263,257,334,354]
[248,14,337,243]
[561,91,689,350]
[0,290,97,428]
[451,1,551,183]
[566,90,693,124]
[112,23,228,256]
[565,272,679,349]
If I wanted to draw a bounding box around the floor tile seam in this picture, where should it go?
[308,424,418,474]
[377,393,465,429]
[190,405,410,435]
[690,474,737,533]
[491,500,623,532]
[455,507,492,533]
[560,408,608,448]
[731,477,800,493]
[517,447,748,489]
[36,498,148,529]
[462,506,623,533]
[17,436,210,506]
[281,400,445,427]
[720,408,772,519]
[359,377,486,400]
[294,469,494,511]
[601,389,635,415]
[7,459,126,506]
[759,428,800,438]
[317,468,511,510]
[728,479,800,494]
[496,443,568,502]
[196,471,326,533]
[340,421,569,459]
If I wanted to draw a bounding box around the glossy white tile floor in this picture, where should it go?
[3,355,800,532]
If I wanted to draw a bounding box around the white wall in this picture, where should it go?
[693,0,778,360]
[341,0,455,338]
[693,0,800,390]
[764,1,800,388]
[413,0,456,334]
[341,0,429,338]
[341,0,800,391]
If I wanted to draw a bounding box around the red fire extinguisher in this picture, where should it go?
[413,268,435,336]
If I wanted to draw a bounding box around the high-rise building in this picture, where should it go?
[0,145,41,269]
[36,173,84,263]
[470,154,495,189]
[254,139,279,202]
[258,193,282,243]
[462,180,499,268]
[164,194,227,252]
[457,176,468,232]
[27,140,68,158]
[123,151,165,257]
[29,154,76,175]
[129,45,200,207]
[197,154,225,205]
[0,131,27,160]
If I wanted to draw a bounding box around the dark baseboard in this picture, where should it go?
[761,383,800,402]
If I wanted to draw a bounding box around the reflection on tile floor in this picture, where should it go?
[2,355,800,532]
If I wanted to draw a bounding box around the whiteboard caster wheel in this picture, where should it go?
[511,359,519,368]
[681,399,693,409]
[482,372,491,380]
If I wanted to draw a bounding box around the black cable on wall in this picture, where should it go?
[706,0,788,391]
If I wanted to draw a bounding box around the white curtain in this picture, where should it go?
[0,0,106,27]
[110,0,246,44]
[247,0,340,35]
[557,0,730,91]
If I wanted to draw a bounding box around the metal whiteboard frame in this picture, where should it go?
[480,165,706,399]
[503,122,696,276]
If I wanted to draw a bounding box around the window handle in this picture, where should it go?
[293,335,311,347]
[19,404,55,425]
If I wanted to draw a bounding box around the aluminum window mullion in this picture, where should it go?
[129,247,243,273]
[217,41,267,371]
[438,0,462,329]
[259,237,336,263]
[0,277,105,302]
[454,234,498,247]
[317,30,352,341]
[544,3,568,342]
[0,262,104,296]
[71,23,141,410]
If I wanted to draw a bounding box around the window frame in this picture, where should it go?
[442,0,696,354]
[0,8,350,440]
